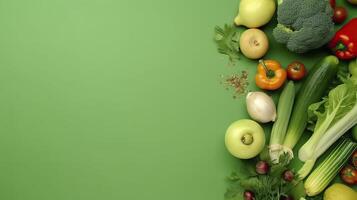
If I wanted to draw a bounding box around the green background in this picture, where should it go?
[0,0,355,199]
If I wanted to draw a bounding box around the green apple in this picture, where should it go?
[225,119,266,159]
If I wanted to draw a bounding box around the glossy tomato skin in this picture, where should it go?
[340,165,357,185]
[287,61,306,81]
[333,7,348,24]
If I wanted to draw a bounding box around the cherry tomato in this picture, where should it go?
[352,150,357,168]
[340,165,357,185]
[333,7,348,24]
[286,61,306,81]
[330,0,336,9]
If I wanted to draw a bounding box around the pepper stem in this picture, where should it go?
[259,59,275,79]
[334,42,347,51]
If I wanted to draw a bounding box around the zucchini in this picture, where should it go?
[269,81,295,162]
[283,56,339,150]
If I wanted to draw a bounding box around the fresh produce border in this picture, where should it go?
[214,0,357,199]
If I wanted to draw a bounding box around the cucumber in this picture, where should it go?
[283,56,339,150]
[353,126,357,142]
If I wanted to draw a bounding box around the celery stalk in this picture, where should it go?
[298,83,357,162]
[304,138,357,196]
[269,81,295,162]
[314,103,357,159]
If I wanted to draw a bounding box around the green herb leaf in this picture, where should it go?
[270,152,291,178]
[224,183,242,200]
[214,24,242,64]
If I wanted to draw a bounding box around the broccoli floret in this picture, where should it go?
[273,0,334,53]
[276,0,301,26]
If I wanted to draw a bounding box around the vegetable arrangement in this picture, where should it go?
[214,0,357,199]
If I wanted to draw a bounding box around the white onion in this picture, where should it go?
[246,92,276,123]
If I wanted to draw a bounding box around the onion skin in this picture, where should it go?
[256,161,269,174]
[246,92,276,123]
[239,29,269,59]
[282,170,294,182]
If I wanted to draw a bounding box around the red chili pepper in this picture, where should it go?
[328,18,357,60]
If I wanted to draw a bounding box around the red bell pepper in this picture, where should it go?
[328,18,357,60]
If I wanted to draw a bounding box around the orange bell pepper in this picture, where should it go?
[255,60,287,90]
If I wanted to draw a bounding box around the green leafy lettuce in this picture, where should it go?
[299,81,357,162]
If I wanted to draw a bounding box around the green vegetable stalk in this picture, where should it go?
[282,56,339,154]
[298,83,357,162]
[297,59,357,179]
[304,138,357,196]
[269,81,295,162]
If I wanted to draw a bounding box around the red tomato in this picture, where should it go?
[340,165,357,185]
[333,7,348,24]
[286,61,307,81]
[330,0,336,9]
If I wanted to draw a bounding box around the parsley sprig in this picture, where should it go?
[214,24,242,64]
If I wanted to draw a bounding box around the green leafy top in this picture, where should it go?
[214,24,241,64]
[307,81,357,132]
